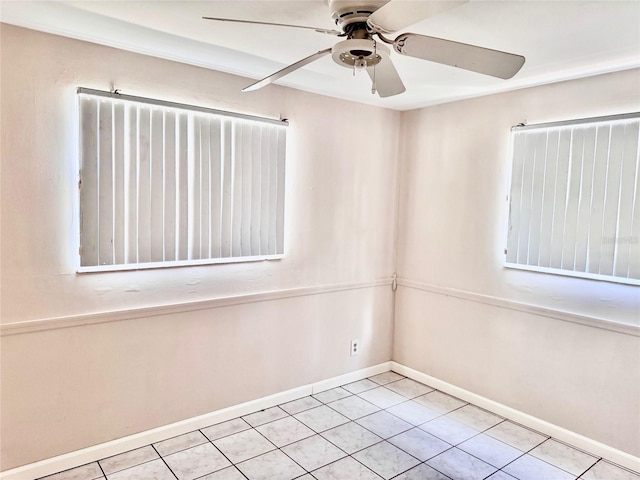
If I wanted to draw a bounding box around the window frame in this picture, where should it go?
[76,88,288,273]
[504,112,640,286]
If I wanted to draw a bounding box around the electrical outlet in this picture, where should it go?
[350,339,360,356]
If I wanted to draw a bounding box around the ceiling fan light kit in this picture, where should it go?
[203,0,526,98]
[332,38,384,69]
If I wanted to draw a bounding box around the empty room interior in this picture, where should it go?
[1,1,639,479]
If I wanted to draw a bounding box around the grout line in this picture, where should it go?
[273,441,315,476]
[96,460,107,480]
[546,436,606,459]
[149,445,179,480]
[151,432,210,458]
[198,435,242,479]
[100,456,160,478]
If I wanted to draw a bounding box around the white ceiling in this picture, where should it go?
[2,0,639,110]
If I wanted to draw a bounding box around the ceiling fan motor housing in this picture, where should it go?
[327,0,387,29]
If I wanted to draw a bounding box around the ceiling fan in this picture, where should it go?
[203,0,525,98]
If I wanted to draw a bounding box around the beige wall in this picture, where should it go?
[394,69,640,456]
[0,24,397,469]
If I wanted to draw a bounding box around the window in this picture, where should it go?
[506,112,639,285]
[77,88,287,272]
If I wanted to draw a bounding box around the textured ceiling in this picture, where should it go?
[2,0,639,110]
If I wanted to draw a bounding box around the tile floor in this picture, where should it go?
[41,371,639,480]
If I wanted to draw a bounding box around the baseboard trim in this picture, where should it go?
[0,362,392,480]
[391,361,640,473]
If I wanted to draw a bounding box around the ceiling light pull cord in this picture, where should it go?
[371,39,377,95]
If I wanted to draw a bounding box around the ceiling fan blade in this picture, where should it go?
[367,0,468,34]
[367,57,406,98]
[394,33,525,79]
[202,17,341,35]
[243,49,333,92]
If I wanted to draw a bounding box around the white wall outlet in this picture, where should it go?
[350,339,360,356]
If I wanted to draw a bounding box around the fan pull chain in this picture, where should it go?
[371,66,376,94]
[371,40,377,95]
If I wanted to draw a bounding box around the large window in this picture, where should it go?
[506,112,639,285]
[77,88,287,272]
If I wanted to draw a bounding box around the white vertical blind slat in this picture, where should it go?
[176,114,189,261]
[112,103,126,265]
[190,116,201,260]
[614,122,639,277]
[586,125,610,274]
[164,111,177,262]
[250,125,262,256]
[137,106,152,263]
[209,119,223,259]
[573,127,596,273]
[506,133,525,263]
[241,124,253,256]
[549,128,572,269]
[80,97,99,266]
[231,122,243,258]
[199,116,211,259]
[125,104,138,264]
[528,131,548,265]
[537,130,559,267]
[150,109,164,262]
[516,133,534,264]
[269,127,280,255]
[98,101,114,265]
[220,120,233,258]
[600,124,626,276]
[276,128,286,254]
[560,128,584,270]
[628,132,640,279]
[260,126,273,255]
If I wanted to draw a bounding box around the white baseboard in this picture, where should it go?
[391,361,640,473]
[0,362,391,480]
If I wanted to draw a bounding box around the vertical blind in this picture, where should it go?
[78,89,287,271]
[506,113,639,285]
